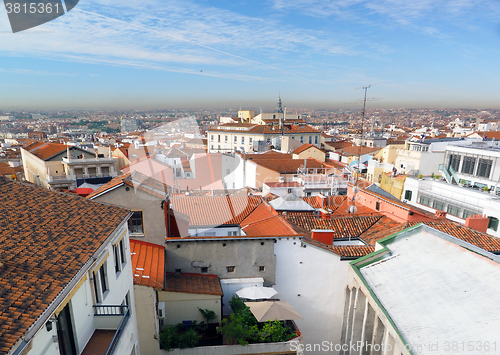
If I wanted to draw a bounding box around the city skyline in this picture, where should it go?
[1,0,500,109]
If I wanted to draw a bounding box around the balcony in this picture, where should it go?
[62,156,116,165]
[82,305,130,355]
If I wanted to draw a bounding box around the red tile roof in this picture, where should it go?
[130,240,165,289]
[240,203,298,236]
[164,273,223,295]
[24,142,69,160]
[337,146,382,156]
[0,178,129,353]
[293,143,320,154]
[171,195,262,227]
[405,221,500,253]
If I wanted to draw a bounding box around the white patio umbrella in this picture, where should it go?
[245,300,302,322]
[235,286,278,300]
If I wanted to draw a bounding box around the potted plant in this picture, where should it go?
[418,174,423,180]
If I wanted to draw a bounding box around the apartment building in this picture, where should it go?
[207,123,321,153]
[1,178,138,355]
[21,142,118,190]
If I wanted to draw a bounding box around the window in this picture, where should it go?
[404,190,412,200]
[259,266,265,272]
[226,266,235,273]
[462,209,475,219]
[315,136,318,144]
[309,136,312,144]
[488,217,499,231]
[375,201,380,211]
[249,137,252,144]
[300,136,304,143]
[241,137,245,144]
[176,168,181,177]
[94,261,109,303]
[477,158,492,178]
[217,135,220,142]
[234,136,237,143]
[432,200,445,211]
[128,211,144,234]
[447,204,460,217]
[114,238,127,274]
[201,267,208,273]
[175,268,181,274]
[211,135,213,141]
[448,154,461,172]
[225,135,228,142]
[461,156,476,175]
[419,195,431,206]
[211,145,213,150]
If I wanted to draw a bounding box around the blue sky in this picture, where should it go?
[1,0,500,110]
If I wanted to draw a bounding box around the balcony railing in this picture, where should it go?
[93,305,130,355]
[438,164,452,183]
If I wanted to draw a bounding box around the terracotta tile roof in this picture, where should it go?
[405,221,500,253]
[282,213,383,239]
[164,273,223,295]
[324,159,348,169]
[24,142,69,160]
[325,141,352,150]
[171,195,262,227]
[245,151,293,160]
[302,237,375,259]
[130,240,165,289]
[210,123,320,134]
[0,162,22,176]
[0,178,129,353]
[240,203,298,236]
[302,195,346,210]
[263,193,280,202]
[87,172,133,198]
[337,146,382,156]
[358,216,405,245]
[293,143,320,154]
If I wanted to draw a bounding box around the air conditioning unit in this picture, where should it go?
[158,302,166,318]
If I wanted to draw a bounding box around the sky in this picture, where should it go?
[1,0,500,110]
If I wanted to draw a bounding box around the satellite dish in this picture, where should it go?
[353,186,360,194]
[348,205,357,214]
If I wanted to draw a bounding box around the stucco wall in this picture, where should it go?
[165,239,276,285]
[134,285,160,355]
[274,238,348,355]
[158,292,221,326]
[91,185,167,245]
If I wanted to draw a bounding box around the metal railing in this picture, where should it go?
[93,305,130,355]
[438,164,452,183]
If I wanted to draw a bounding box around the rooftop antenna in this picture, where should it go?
[354,84,376,178]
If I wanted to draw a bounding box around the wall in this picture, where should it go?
[294,148,326,162]
[134,285,160,355]
[165,239,276,285]
[160,340,302,355]
[274,238,349,355]
[220,278,264,315]
[91,185,167,246]
[26,227,139,355]
[158,292,221,326]
[340,267,409,355]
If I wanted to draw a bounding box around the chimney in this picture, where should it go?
[465,214,489,233]
[434,210,447,219]
[311,230,334,245]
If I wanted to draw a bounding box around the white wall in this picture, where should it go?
[274,238,349,355]
[220,278,264,315]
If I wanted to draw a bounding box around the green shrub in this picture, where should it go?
[199,308,217,323]
[418,174,423,179]
[160,323,201,351]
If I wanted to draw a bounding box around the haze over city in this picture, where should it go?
[1,0,500,109]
